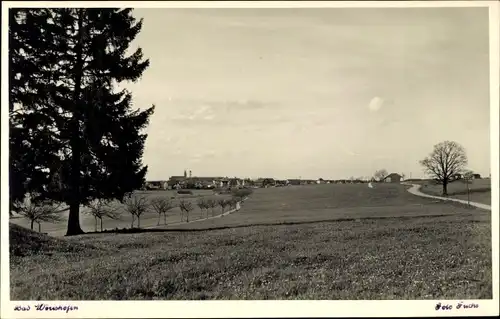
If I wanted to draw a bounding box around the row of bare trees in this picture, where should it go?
[16,187,254,233]
[196,197,237,219]
[126,190,251,226]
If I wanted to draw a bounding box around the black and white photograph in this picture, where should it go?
[1,1,499,318]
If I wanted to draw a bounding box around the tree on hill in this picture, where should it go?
[419,141,468,196]
[196,198,207,218]
[179,199,194,223]
[9,9,154,235]
[231,188,253,202]
[150,197,176,226]
[124,195,149,228]
[17,196,63,232]
[85,199,121,232]
[206,198,218,217]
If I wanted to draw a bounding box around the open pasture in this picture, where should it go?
[418,179,491,205]
[9,189,229,236]
[154,183,483,231]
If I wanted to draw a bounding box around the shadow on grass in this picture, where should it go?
[83,211,483,236]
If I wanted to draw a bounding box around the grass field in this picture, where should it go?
[418,179,491,205]
[9,183,492,300]
[9,189,231,236]
[151,183,487,231]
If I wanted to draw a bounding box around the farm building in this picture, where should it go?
[254,178,275,188]
[301,179,316,185]
[287,179,301,186]
[167,176,186,188]
[190,177,221,188]
[275,180,289,186]
[382,173,403,183]
[145,181,168,190]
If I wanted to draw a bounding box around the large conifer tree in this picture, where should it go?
[9,8,154,235]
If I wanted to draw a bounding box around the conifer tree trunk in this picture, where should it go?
[66,9,85,236]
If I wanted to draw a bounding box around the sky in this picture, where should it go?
[121,7,491,180]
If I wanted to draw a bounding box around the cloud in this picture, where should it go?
[368,96,384,112]
[171,148,183,155]
[170,104,216,123]
[187,150,217,163]
[168,99,281,125]
[378,118,400,127]
[339,145,360,156]
[224,100,269,110]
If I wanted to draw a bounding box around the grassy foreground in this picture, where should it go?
[10,211,491,300]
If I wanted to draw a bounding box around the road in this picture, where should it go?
[403,183,491,211]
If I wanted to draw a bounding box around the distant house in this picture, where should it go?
[253,178,265,188]
[275,180,288,187]
[242,178,254,187]
[472,173,481,179]
[287,179,301,186]
[145,180,168,190]
[191,177,221,188]
[317,178,325,184]
[382,173,403,183]
[254,178,275,188]
[219,179,230,188]
[168,176,186,188]
[229,178,243,187]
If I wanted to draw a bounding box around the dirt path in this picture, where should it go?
[403,183,491,211]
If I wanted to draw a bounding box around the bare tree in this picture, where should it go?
[18,198,63,232]
[124,195,149,228]
[206,198,218,217]
[179,199,194,222]
[373,169,388,182]
[150,197,176,226]
[420,141,468,196]
[227,198,237,210]
[85,199,121,232]
[197,198,207,219]
[218,198,229,213]
[231,188,253,202]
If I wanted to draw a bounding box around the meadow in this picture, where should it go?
[417,178,491,205]
[9,183,492,300]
